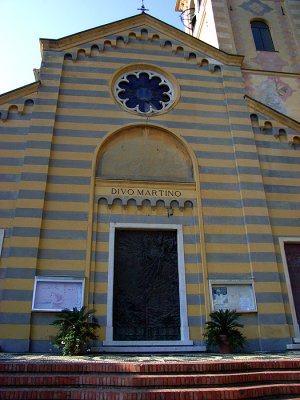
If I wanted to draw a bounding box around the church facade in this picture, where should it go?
[0,1,300,353]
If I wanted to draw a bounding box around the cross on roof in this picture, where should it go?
[138,0,149,13]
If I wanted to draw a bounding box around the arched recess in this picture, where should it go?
[96,125,194,182]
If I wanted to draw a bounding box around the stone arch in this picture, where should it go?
[142,199,151,207]
[170,200,180,208]
[128,32,137,42]
[188,52,197,60]
[7,105,19,120]
[116,36,126,48]
[104,40,113,49]
[64,53,73,60]
[262,121,273,134]
[278,128,286,136]
[175,46,184,55]
[91,45,100,56]
[200,59,209,68]
[164,40,172,49]
[213,65,221,74]
[250,113,259,127]
[77,49,86,59]
[141,29,148,40]
[151,34,160,42]
[95,125,194,182]
[112,198,123,206]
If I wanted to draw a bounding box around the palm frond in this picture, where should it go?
[204,309,246,352]
[51,306,100,356]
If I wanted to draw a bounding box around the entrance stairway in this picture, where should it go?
[1,358,300,399]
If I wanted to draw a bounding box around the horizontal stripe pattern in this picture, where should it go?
[0,23,299,353]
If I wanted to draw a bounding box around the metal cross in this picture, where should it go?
[138,0,149,13]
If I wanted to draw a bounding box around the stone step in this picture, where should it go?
[1,359,300,373]
[1,370,300,387]
[1,384,300,400]
[1,359,300,399]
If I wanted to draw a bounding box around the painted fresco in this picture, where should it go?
[243,73,300,120]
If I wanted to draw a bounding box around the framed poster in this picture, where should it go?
[32,277,84,312]
[209,280,257,312]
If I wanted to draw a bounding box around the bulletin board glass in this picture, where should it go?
[210,281,257,312]
[32,277,84,312]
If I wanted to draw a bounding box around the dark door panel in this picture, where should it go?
[113,229,180,341]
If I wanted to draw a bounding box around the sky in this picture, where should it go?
[0,0,183,95]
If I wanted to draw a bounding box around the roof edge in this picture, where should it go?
[0,81,40,105]
[244,95,300,131]
[40,13,244,67]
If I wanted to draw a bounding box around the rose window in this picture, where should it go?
[114,70,175,114]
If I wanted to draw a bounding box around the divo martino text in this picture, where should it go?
[111,187,182,197]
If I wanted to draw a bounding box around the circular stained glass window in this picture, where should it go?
[114,70,175,115]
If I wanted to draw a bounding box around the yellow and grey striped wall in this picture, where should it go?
[0,14,299,353]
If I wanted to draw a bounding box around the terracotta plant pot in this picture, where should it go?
[219,334,231,353]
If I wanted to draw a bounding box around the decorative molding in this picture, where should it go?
[245,94,300,131]
[0,98,36,122]
[242,68,300,79]
[64,38,224,75]
[40,14,244,66]
[289,136,300,148]
[96,196,195,209]
[0,81,40,105]
[240,0,272,16]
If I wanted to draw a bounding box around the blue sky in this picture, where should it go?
[0,0,183,95]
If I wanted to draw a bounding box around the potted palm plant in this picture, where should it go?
[204,309,246,353]
[52,306,99,356]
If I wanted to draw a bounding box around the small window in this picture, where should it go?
[251,21,275,51]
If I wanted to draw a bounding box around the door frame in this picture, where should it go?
[279,237,300,339]
[104,222,192,347]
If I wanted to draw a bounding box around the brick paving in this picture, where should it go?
[1,352,300,399]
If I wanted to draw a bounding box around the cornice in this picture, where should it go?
[0,81,40,105]
[242,68,300,79]
[40,14,244,67]
[244,95,300,131]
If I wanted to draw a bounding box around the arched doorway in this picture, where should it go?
[91,124,200,351]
